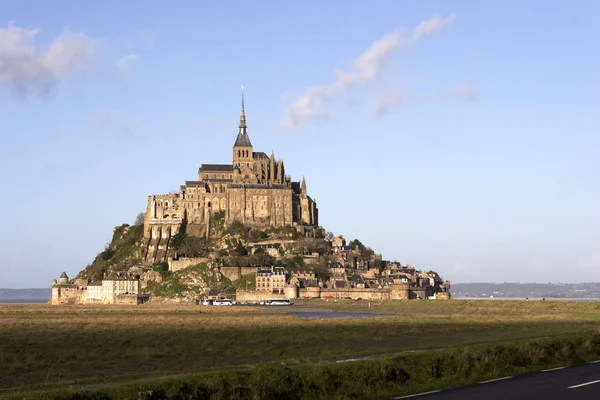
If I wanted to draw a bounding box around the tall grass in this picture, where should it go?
[4,334,600,400]
[0,301,599,392]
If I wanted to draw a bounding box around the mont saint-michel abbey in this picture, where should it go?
[142,92,318,264]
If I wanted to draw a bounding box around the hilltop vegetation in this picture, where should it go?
[71,208,380,301]
[76,223,144,282]
[148,263,234,298]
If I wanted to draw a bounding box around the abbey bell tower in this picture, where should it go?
[232,87,253,170]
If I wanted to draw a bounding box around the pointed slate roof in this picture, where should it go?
[60,271,68,279]
[234,87,253,147]
[234,132,253,147]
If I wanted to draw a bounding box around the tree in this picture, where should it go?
[361,247,375,260]
[178,236,208,257]
[314,265,331,282]
[235,241,248,256]
[349,239,366,251]
[170,232,187,249]
[134,212,146,226]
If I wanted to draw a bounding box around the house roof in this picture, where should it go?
[185,180,205,186]
[297,278,319,288]
[287,268,315,275]
[334,280,348,289]
[60,271,68,279]
[105,272,137,281]
[199,164,233,172]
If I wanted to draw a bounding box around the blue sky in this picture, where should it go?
[0,1,598,288]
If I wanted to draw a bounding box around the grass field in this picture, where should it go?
[1,299,600,395]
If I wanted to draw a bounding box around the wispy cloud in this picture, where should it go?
[279,14,456,130]
[0,21,98,96]
[117,54,139,80]
[413,14,456,40]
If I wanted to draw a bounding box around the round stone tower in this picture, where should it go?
[284,285,298,299]
[58,272,69,285]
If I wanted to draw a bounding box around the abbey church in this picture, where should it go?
[142,92,318,264]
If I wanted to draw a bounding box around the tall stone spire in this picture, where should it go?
[301,176,307,195]
[233,86,252,147]
[239,85,247,132]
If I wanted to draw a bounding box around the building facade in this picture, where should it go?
[50,271,140,305]
[143,91,318,264]
[256,266,286,294]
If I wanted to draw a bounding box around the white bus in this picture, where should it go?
[260,298,292,306]
[213,299,234,306]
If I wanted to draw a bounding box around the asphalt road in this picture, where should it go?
[392,360,600,399]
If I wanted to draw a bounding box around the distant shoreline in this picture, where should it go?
[454,296,600,302]
[3,297,600,305]
[0,299,48,304]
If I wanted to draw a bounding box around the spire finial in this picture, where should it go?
[239,85,246,130]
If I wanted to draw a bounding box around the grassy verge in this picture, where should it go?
[4,333,600,400]
[1,301,599,394]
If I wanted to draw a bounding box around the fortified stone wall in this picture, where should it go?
[169,257,210,272]
[236,290,286,303]
[319,288,392,300]
[219,266,259,282]
[115,294,139,304]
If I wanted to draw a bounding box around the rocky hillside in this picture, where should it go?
[76,223,145,282]
[74,212,380,299]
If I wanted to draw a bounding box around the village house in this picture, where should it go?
[256,266,286,294]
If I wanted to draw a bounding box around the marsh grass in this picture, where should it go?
[1,300,599,393]
[5,334,600,400]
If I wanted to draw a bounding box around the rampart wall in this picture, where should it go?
[236,290,286,303]
[169,257,210,272]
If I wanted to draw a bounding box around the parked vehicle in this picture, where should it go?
[213,299,234,306]
[260,298,292,306]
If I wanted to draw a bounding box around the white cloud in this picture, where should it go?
[117,54,139,80]
[413,14,456,40]
[280,14,456,130]
[0,22,98,95]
